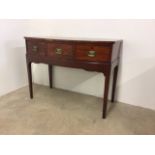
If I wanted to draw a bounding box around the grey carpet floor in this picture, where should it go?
[0,84,155,135]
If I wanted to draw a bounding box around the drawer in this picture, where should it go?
[26,40,46,56]
[75,45,111,62]
[47,43,73,58]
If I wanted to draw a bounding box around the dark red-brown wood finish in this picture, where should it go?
[25,37,122,119]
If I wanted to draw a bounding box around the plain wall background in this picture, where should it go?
[0,19,155,110]
[0,20,29,96]
[0,20,43,96]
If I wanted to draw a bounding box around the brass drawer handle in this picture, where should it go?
[87,50,96,57]
[55,48,62,55]
[32,45,38,52]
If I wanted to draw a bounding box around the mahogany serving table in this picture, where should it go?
[25,37,122,118]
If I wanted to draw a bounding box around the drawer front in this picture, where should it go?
[47,43,73,58]
[26,40,46,56]
[75,45,111,62]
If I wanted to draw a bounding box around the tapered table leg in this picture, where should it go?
[27,61,33,99]
[102,69,111,119]
[111,65,118,102]
[48,65,53,88]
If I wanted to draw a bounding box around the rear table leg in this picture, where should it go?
[48,65,53,88]
[111,65,118,103]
